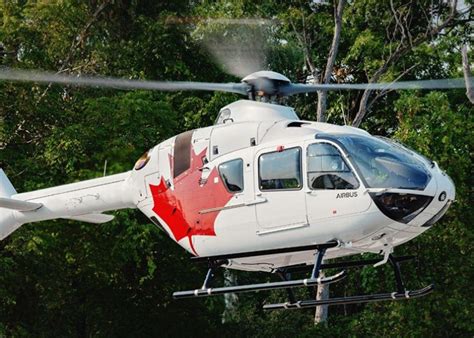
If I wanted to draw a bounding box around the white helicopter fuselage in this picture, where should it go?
[133,100,455,271]
[0,100,455,272]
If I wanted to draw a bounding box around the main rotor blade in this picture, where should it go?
[283,78,470,95]
[0,68,248,95]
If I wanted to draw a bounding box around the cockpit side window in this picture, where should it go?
[219,159,244,193]
[307,143,359,190]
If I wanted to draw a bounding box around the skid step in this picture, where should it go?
[263,284,435,310]
[173,270,346,299]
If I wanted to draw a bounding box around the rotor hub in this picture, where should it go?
[241,71,291,102]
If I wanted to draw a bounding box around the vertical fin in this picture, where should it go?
[0,169,21,240]
[0,169,17,197]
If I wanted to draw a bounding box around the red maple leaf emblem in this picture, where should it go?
[149,147,233,255]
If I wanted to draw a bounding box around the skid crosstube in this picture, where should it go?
[173,270,346,299]
[263,284,435,310]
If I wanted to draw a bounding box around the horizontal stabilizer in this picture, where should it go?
[65,213,115,224]
[0,197,43,211]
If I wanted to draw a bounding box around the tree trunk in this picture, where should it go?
[314,271,329,324]
[461,44,474,104]
[222,269,239,323]
[316,91,327,122]
[316,0,346,122]
[314,0,346,324]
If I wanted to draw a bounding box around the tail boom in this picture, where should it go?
[0,170,137,240]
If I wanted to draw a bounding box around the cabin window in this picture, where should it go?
[307,143,359,190]
[219,159,244,193]
[259,147,302,190]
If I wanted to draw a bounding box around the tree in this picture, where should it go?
[283,0,346,122]
[350,0,470,127]
[316,0,346,122]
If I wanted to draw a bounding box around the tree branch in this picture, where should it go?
[390,0,407,47]
[289,16,318,78]
[365,63,419,112]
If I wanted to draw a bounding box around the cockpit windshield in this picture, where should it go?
[334,134,431,190]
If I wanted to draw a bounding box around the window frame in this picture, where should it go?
[218,158,244,194]
[258,146,303,192]
[306,142,360,190]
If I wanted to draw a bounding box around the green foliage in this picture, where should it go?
[180,92,239,130]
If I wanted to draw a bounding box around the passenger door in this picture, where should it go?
[255,145,308,233]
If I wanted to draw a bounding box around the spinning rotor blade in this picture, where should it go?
[198,19,271,78]
[1,68,469,99]
[0,68,248,95]
[282,77,470,95]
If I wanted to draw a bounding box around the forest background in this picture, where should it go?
[0,1,472,336]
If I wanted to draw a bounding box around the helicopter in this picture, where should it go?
[0,68,465,310]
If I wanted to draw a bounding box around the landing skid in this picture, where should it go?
[263,285,434,310]
[172,243,434,310]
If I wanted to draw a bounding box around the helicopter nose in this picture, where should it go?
[420,165,455,227]
[436,167,455,203]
